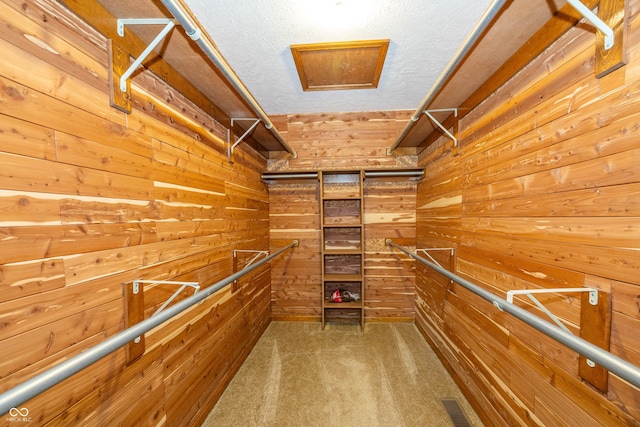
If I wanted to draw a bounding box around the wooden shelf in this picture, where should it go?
[323,249,362,255]
[323,274,363,282]
[324,301,363,309]
[322,196,361,200]
[320,170,364,330]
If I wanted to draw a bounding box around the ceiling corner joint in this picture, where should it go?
[566,0,614,49]
[116,18,178,92]
[228,118,261,163]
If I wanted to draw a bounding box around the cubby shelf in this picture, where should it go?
[320,170,364,330]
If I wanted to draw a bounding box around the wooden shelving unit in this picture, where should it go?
[320,170,364,330]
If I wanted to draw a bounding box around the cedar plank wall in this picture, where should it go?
[415,1,640,426]
[268,112,418,322]
[0,0,272,425]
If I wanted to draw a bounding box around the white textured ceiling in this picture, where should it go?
[183,0,493,115]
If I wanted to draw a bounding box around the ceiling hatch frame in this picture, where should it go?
[290,39,390,92]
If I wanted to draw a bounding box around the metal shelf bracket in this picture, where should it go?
[567,0,614,50]
[507,287,599,367]
[131,279,199,343]
[116,18,177,92]
[232,248,271,291]
[415,247,456,269]
[416,247,457,286]
[423,108,459,154]
[228,118,261,162]
[233,249,270,271]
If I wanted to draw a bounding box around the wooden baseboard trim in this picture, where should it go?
[270,316,415,323]
[271,315,320,322]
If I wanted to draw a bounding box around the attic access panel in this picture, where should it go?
[291,39,390,91]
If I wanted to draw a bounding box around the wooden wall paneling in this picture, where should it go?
[463,232,639,286]
[440,301,524,426]
[415,2,640,421]
[50,346,164,426]
[0,0,112,93]
[462,216,640,251]
[457,244,585,291]
[0,298,122,379]
[414,304,505,427]
[269,181,321,320]
[609,311,640,365]
[55,131,154,179]
[548,350,637,426]
[463,182,640,218]
[150,134,224,174]
[0,114,55,160]
[163,293,251,425]
[0,258,66,303]
[60,242,160,286]
[460,35,596,150]
[0,0,273,424]
[362,179,417,320]
[463,105,640,196]
[0,270,133,341]
[0,192,61,227]
[283,111,417,171]
[608,374,640,420]
[3,0,107,62]
[0,223,157,266]
[3,329,128,424]
[0,152,154,200]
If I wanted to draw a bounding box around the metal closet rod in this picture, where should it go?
[262,172,319,180]
[0,240,299,416]
[261,169,424,180]
[158,0,297,158]
[389,0,508,153]
[385,239,640,388]
[364,170,424,177]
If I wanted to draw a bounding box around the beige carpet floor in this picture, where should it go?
[201,321,483,427]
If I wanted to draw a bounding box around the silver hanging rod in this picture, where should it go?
[262,172,319,180]
[158,0,297,158]
[566,0,614,50]
[364,170,424,178]
[389,0,508,154]
[385,239,640,388]
[117,18,178,92]
[0,240,299,415]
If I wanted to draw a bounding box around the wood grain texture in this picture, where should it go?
[0,1,271,425]
[415,1,640,425]
[267,114,419,322]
